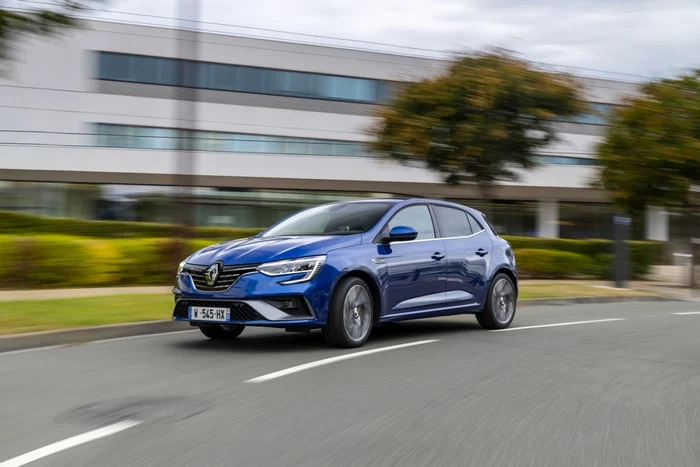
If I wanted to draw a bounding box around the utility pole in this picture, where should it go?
[175,0,200,233]
[613,213,631,288]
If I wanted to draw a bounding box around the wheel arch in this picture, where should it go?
[490,265,518,298]
[332,268,383,324]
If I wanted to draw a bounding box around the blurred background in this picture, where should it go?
[0,0,699,291]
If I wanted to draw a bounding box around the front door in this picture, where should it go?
[379,204,448,318]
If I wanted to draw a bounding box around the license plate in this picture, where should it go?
[189,307,230,322]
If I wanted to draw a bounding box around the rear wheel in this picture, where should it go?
[322,277,374,348]
[199,324,245,340]
[476,273,517,330]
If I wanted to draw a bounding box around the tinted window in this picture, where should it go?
[96,52,389,104]
[262,202,393,237]
[387,205,435,240]
[467,213,485,234]
[93,124,368,158]
[479,214,499,236]
[434,206,473,238]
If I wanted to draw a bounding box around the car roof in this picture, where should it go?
[324,198,482,215]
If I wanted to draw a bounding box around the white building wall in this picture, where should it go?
[0,20,640,200]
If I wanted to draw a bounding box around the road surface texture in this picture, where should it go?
[1,301,699,467]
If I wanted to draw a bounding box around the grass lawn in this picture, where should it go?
[0,283,649,335]
[0,294,173,336]
[518,283,648,300]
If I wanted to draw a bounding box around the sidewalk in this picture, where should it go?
[0,286,173,302]
[0,280,697,302]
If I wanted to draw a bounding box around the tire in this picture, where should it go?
[476,273,517,330]
[322,277,374,348]
[199,324,245,340]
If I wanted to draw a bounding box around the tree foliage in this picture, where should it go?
[0,1,99,63]
[368,50,585,197]
[597,70,700,215]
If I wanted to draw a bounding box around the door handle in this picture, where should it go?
[476,249,488,257]
[431,252,445,261]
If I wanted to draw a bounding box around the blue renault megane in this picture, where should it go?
[173,198,517,347]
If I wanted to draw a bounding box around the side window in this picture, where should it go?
[467,213,485,234]
[387,205,435,240]
[433,206,473,238]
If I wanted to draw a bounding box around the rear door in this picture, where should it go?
[432,205,493,309]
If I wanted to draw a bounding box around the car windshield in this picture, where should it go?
[262,202,394,237]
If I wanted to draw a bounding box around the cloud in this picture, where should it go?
[102,0,700,79]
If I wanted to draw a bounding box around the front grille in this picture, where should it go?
[183,264,259,292]
[173,300,266,321]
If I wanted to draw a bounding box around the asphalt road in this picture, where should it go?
[1,301,700,467]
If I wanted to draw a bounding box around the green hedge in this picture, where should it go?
[503,236,664,279]
[0,236,212,289]
[0,234,664,289]
[0,211,263,240]
[514,249,612,279]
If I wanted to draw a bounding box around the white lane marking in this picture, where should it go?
[491,318,626,332]
[672,311,700,315]
[0,420,141,467]
[0,345,66,357]
[246,339,439,383]
[0,330,197,357]
[87,330,197,345]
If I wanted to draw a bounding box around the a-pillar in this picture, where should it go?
[537,200,559,238]
[645,205,669,241]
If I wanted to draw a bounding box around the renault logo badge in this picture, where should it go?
[204,263,220,286]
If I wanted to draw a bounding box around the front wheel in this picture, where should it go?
[199,324,245,340]
[322,277,374,348]
[476,273,517,330]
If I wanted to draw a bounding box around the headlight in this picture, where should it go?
[177,260,186,276]
[257,256,326,285]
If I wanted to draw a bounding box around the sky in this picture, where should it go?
[13,0,700,81]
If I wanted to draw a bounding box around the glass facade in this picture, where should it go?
[559,203,615,239]
[0,182,400,227]
[94,124,369,157]
[97,52,395,104]
[93,124,601,165]
[0,182,657,240]
[534,156,600,166]
[556,103,619,126]
[97,52,618,125]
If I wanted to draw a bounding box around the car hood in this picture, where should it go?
[186,235,362,266]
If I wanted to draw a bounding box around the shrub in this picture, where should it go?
[514,249,599,279]
[504,236,664,279]
[112,239,174,285]
[23,235,93,288]
[0,236,20,286]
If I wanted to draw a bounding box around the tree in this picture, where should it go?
[597,70,700,217]
[368,50,585,212]
[597,70,700,286]
[0,1,99,64]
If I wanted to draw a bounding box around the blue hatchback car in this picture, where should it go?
[173,199,517,347]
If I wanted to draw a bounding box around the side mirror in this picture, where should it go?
[384,225,418,243]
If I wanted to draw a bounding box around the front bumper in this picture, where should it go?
[172,268,332,328]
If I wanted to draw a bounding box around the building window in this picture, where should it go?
[555,102,619,126]
[534,156,600,166]
[97,52,390,104]
[93,124,368,157]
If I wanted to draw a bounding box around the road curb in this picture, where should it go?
[0,320,190,354]
[518,294,677,307]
